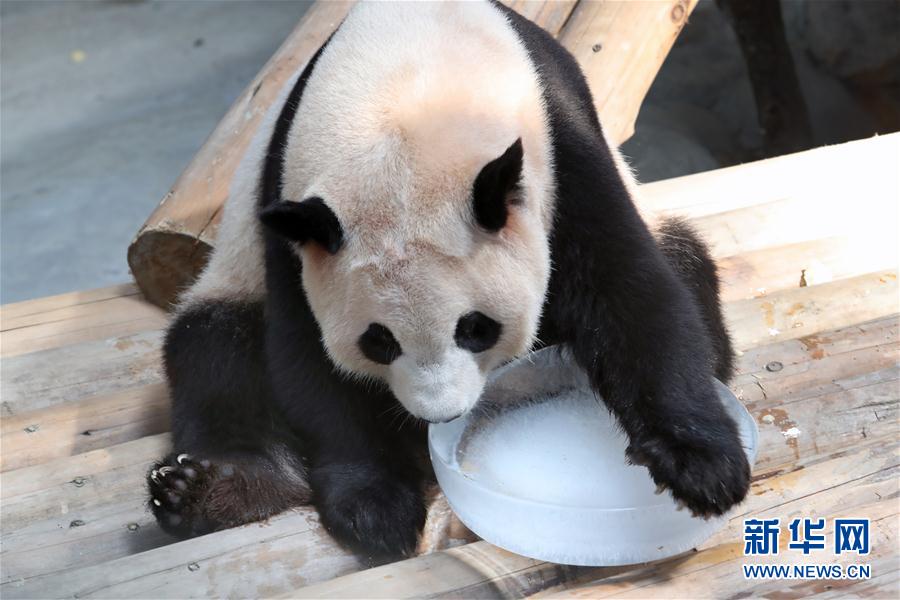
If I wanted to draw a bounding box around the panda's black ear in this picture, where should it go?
[472,138,523,232]
[259,197,344,254]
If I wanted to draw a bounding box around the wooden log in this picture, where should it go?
[559,0,697,142]
[0,283,143,324]
[127,0,697,308]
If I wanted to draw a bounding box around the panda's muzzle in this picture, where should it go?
[388,349,486,424]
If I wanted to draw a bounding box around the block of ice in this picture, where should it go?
[428,346,758,566]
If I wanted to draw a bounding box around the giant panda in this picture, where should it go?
[147,0,749,559]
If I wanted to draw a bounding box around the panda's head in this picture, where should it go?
[259,3,554,423]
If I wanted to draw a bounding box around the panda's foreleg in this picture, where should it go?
[263,239,427,560]
[543,181,750,517]
[147,300,311,538]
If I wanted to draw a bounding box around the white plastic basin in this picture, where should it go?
[428,346,758,566]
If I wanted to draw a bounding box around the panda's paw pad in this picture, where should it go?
[628,434,751,518]
[147,453,217,535]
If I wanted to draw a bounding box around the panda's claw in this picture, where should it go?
[176,453,190,465]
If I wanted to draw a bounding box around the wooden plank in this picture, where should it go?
[0,497,169,584]
[1,294,166,358]
[0,330,163,417]
[716,235,898,303]
[0,384,169,472]
[1,434,170,517]
[0,283,142,323]
[727,270,899,350]
[2,510,361,599]
[735,315,898,375]
[637,133,900,221]
[691,196,896,268]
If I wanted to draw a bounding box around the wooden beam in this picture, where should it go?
[560,0,697,142]
[127,0,698,308]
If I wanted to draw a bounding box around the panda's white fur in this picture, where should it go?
[184,2,658,424]
[179,69,303,307]
[190,1,564,421]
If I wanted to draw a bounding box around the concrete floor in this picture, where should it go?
[1,0,893,303]
[1,0,311,303]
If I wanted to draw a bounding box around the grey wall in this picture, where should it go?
[1,0,311,303]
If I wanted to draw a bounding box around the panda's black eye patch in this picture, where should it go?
[359,323,402,365]
[455,312,502,353]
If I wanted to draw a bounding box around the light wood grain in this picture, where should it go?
[1,509,361,599]
[1,293,166,358]
[727,270,899,350]
[637,132,900,220]
[1,384,169,472]
[0,330,164,417]
[560,0,697,142]
[0,283,142,323]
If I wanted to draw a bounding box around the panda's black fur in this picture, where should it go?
[148,2,748,560]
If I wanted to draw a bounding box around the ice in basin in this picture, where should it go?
[428,346,758,566]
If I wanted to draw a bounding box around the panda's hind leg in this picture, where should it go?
[148,300,311,537]
[655,216,735,382]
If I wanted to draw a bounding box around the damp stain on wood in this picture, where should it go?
[757,407,801,460]
[798,334,827,360]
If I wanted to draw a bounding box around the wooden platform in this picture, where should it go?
[2,134,898,598]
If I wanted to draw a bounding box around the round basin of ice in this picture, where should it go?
[428,346,758,566]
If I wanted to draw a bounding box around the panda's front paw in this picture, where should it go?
[312,463,426,561]
[627,429,750,518]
